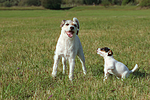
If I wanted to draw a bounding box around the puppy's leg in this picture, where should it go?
[68,58,75,81]
[116,77,120,79]
[121,71,129,80]
[77,50,87,75]
[103,69,109,81]
[52,55,60,78]
[62,57,66,74]
[103,73,109,81]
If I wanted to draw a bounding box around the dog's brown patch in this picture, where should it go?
[60,20,66,27]
[100,47,110,52]
[100,47,113,56]
[71,22,74,26]
[108,50,113,56]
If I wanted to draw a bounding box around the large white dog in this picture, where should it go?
[52,17,86,81]
[97,47,138,81]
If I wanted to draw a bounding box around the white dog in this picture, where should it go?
[52,17,86,81]
[97,47,138,81]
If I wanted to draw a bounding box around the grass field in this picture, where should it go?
[0,6,150,99]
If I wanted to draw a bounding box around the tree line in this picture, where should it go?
[0,0,149,9]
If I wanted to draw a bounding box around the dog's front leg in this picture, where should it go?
[62,57,66,74]
[68,58,75,81]
[103,69,109,81]
[52,55,60,78]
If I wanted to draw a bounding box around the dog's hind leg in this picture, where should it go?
[52,55,60,78]
[77,50,87,75]
[62,57,66,74]
[121,71,130,80]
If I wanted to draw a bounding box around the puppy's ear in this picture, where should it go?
[108,50,113,56]
[60,20,66,27]
[73,17,79,35]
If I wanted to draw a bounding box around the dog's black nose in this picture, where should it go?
[70,27,74,30]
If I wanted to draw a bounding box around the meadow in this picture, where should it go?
[0,6,150,99]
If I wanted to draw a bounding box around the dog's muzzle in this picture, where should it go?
[97,48,100,53]
[97,48,102,55]
[66,31,74,38]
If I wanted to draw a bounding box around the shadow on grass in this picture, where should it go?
[132,70,150,78]
[60,7,74,10]
[0,7,74,10]
[91,64,104,77]
[52,7,74,10]
[57,72,67,79]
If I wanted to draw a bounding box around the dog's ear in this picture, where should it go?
[73,17,79,35]
[108,50,113,56]
[60,20,66,27]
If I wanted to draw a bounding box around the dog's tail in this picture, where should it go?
[130,64,138,73]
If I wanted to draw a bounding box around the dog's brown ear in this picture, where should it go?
[60,20,66,27]
[108,50,113,56]
[73,17,79,35]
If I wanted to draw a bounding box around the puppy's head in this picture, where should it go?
[97,47,113,57]
[60,17,79,38]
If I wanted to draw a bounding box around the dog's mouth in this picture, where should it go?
[97,50,100,54]
[97,50,103,55]
[97,49,100,53]
[66,31,74,38]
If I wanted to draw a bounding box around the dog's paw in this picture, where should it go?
[51,72,57,78]
[83,71,87,75]
[69,74,74,81]
[62,71,65,74]
[103,79,106,82]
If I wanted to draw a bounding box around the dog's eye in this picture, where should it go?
[66,23,69,26]
[101,48,104,51]
[74,24,77,27]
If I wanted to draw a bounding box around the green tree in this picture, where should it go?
[4,1,12,7]
[41,0,61,9]
[18,0,41,6]
[102,0,110,7]
[140,0,150,7]
[83,0,101,5]
[0,0,5,3]
[26,0,41,6]
[122,0,130,5]
[111,0,122,5]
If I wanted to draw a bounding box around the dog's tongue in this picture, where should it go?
[66,31,73,38]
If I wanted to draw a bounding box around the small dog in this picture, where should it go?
[52,17,86,81]
[97,47,138,81]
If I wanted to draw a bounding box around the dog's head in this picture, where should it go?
[97,47,113,57]
[60,17,79,38]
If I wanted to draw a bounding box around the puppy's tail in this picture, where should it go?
[130,64,138,73]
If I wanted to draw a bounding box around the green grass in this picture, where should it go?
[0,6,150,99]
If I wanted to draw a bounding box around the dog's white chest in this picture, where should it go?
[56,37,76,58]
